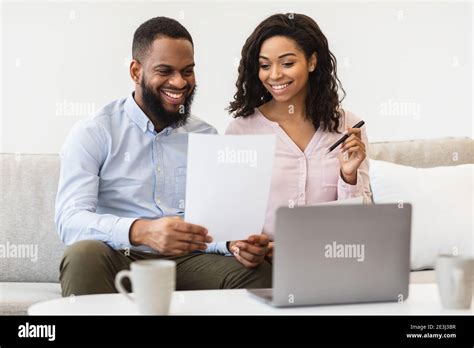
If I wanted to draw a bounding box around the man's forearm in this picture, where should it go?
[55,209,137,249]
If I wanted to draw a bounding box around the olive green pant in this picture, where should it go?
[59,240,272,297]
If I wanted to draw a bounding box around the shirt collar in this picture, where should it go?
[125,93,175,136]
[124,93,151,133]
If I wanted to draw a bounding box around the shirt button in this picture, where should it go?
[157,166,161,172]
[156,197,161,204]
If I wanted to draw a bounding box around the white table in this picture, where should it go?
[28,284,473,315]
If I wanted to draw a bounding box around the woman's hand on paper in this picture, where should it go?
[265,242,274,263]
[228,234,270,269]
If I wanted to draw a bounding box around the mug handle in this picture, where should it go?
[115,270,134,302]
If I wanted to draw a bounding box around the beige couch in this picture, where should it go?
[1,137,471,314]
[368,137,473,286]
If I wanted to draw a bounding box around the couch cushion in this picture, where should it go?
[370,160,473,270]
[409,270,436,284]
[0,282,61,315]
[0,154,65,282]
[369,137,473,168]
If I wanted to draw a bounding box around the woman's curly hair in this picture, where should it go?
[228,13,345,133]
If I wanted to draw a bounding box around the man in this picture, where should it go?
[56,17,271,296]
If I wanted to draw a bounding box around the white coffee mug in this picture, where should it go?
[115,260,176,315]
[435,255,473,310]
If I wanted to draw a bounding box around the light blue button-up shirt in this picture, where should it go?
[55,94,230,255]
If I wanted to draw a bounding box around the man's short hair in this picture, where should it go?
[132,16,194,61]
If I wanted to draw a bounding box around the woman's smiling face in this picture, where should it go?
[258,35,316,103]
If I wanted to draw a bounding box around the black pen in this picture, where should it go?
[326,120,365,154]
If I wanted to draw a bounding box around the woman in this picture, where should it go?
[226,13,371,267]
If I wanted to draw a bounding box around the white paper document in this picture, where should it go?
[185,134,276,242]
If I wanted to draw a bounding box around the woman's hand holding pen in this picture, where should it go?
[337,127,366,185]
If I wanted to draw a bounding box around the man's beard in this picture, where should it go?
[140,78,195,129]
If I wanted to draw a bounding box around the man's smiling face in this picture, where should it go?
[133,36,196,129]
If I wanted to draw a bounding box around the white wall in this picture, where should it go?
[1,1,472,153]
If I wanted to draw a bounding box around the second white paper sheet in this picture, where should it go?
[185,133,276,242]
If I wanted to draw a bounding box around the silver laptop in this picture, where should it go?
[248,203,411,307]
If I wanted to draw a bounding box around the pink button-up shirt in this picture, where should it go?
[225,108,371,237]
